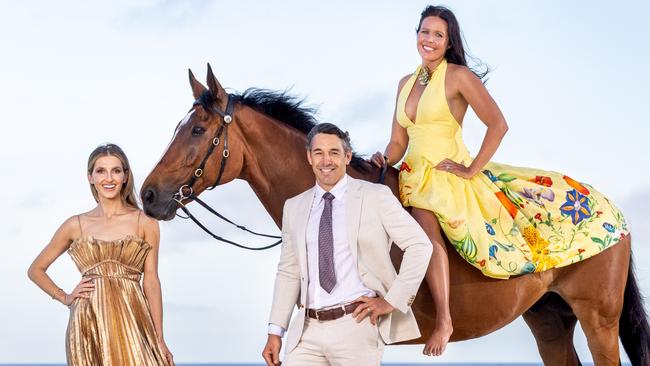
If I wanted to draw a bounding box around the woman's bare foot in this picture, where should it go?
[422,319,453,356]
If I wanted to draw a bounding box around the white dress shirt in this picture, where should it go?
[306,175,375,309]
[268,175,375,337]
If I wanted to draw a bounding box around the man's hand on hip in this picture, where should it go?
[262,334,282,366]
[352,296,395,325]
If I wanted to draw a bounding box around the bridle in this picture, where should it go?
[172,93,282,250]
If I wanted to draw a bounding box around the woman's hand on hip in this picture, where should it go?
[67,277,95,305]
[436,158,476,179]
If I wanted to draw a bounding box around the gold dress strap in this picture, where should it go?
[136,210,142,238]
[76,214,83,237]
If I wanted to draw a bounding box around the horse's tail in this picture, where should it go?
[619,244,650,366]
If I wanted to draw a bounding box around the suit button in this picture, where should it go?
[407,295,416,306]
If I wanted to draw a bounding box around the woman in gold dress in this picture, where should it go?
[28,143,174,365]
[371,5,628,358]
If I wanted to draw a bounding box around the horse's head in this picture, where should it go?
[141,64,245,220]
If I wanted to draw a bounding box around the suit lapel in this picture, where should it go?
[295,188,315,276]
[346,177,363,263]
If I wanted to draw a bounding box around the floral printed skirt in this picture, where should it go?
[399,158,628,279]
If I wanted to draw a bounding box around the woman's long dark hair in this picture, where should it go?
[417,5,488,80]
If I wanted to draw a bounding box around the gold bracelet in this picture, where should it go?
[383,155,390,165]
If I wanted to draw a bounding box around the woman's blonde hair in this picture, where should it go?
[87,143,139,209]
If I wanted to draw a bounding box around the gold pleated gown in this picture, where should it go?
[66,235,169,365]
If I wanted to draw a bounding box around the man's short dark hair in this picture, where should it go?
[306,123,352,152]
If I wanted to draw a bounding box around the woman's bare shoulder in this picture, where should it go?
[447,63,481,83]
[139,211,160,232]
[56,214,84,241]
[399,73,412,87]
[447,63,475,78]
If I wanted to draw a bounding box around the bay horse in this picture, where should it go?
[141,65,649,365]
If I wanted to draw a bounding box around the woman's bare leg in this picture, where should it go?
[411,207,453,356]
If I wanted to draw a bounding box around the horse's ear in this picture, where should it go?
[206,63,227,102]
[189,69,208,101]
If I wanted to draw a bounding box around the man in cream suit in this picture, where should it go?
[262,123,432,366]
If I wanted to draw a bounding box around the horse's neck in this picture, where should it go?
[236,108,315,226]
[235,107,381,227]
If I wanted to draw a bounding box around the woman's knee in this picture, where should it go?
[411,209,445,243]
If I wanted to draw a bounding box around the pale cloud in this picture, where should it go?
[114,0,214,32]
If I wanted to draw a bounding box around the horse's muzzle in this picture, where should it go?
[141,186,177,221]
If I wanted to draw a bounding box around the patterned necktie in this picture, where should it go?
[319,192,336,293]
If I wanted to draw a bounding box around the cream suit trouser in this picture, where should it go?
[284,314,385,366]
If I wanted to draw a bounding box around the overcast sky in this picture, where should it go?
[1,0,649,364]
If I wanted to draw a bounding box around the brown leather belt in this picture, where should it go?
[307,301,362,321]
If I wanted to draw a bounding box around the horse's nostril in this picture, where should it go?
[143,188,156,205]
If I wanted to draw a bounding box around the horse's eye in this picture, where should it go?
[191,126,206,136]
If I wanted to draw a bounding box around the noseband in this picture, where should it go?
[172,93,282,250]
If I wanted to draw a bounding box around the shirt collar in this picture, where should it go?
[314,174,348,201]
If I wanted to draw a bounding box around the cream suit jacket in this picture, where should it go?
[269,177,433,353]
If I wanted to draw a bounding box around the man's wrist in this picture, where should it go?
[382,297,396,312]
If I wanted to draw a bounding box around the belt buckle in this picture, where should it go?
[338,304,346,317]
[315,309,321,321]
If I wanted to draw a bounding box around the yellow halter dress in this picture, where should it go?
[397,59,629,278]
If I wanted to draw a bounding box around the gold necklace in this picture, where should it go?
[417,65,432,85]
[416,63,440,86]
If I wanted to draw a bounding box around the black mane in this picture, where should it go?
[199,88,372,174]
[240,88,319,135]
